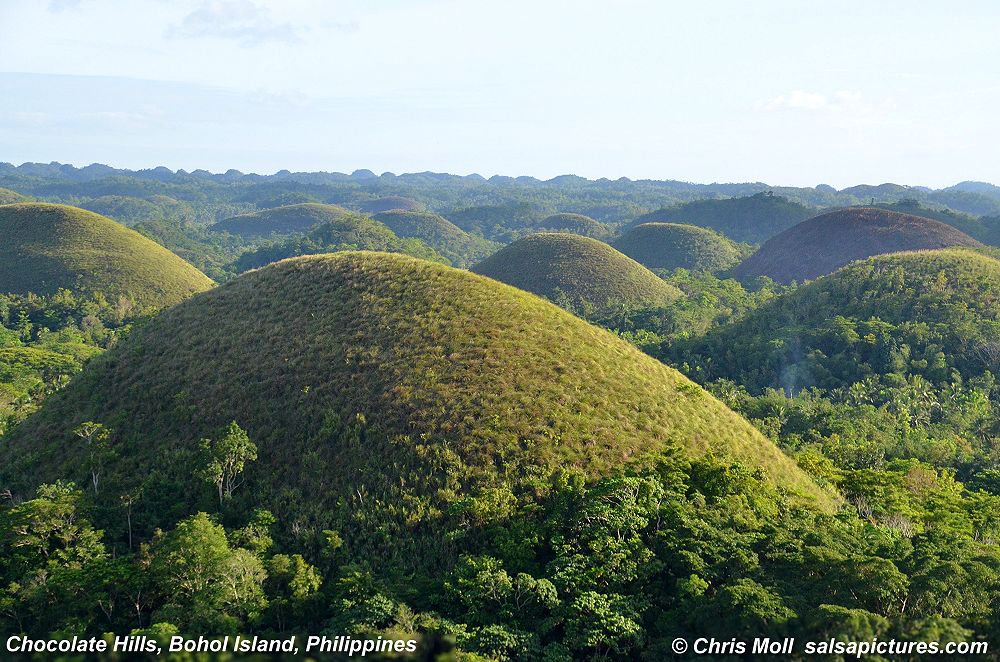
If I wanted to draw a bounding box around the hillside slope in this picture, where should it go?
[372,209,497,267]
[536,212,609,238]
[213,203,353,237]
[0,252,831,573]
[0,203,214,308]
[733,207,983,284]
[669,248,1000,392]
[473,233,682,312]
[614,222,744,272]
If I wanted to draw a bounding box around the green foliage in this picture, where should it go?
[198,422,257,505]
[473,233,683,314]
[0,203,214,308]
[670,249,1000,393]
[613,222,747,273]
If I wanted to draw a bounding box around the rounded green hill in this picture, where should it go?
[0,188,29,205]
[372,209,497,267]
[537,213,608,238]
[473,233,682,312]
[669,248,1000,392]
[0,251,830,573]
[213,203,353,238]
[614,222,743,272]
[358,196,422,214]
[734,207,983,284]
[0,203,214,308]
[233,211,445,271]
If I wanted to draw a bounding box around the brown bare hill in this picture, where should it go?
[733,207,983,284]
[212,203,353,238]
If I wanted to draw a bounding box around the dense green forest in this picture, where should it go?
[2,164,1000,659]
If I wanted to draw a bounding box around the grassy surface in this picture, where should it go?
[372,209,498,267]
[671,248,1000,391]
[473,233,683,313]
[614,222,744,272]
[1,251,832,572]
[634,192,815,243]
[536,212,610,238]
[734,207,984,284]
[0,188,29,205]
[358,196,422,214]
[212,203,354,237]
[0,203,214,308]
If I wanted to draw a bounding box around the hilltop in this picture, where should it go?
[733,207,983,284]
[0,188,29,205]
[0,203,213,308]
[233,211,445,271]
[536,212,609,238]
[0,252,830,574]
[614,222,744,272]
[358,196,422,214]
[668,248,1000,392]
[372,209,498,267]
[633,192,815,243]
[473,233,682,313]
[212,203,354,238]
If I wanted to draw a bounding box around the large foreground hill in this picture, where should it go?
[0,203,213,308]
[733,207,983,284]
[0,252,830,574]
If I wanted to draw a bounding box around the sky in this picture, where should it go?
[0,0,997,188]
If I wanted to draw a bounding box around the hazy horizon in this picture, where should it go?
[2,0,998,188]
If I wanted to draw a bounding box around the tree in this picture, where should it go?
[73,422,113,494]
[198,422,257,505]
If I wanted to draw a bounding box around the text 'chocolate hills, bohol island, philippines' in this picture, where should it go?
[2,1,1000,660]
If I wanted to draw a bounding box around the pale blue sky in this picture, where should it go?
[1,0,997,187]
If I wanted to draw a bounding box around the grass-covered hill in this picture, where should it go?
[371,209,498,267]
[0,203,214,308]
[536,212,609,238]
[473,233,683,313]
[633,192,815,243]
[233,212,445,271]
[358,196,422,214]
[0,252,830,572]
[212,203,353,238]
[733,207,983,284]
[0,188,29,205]
[614,222,745,272]
[667,248,1000,392]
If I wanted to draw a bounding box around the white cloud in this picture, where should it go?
[756,89,864,112]
[166,0,301,47]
